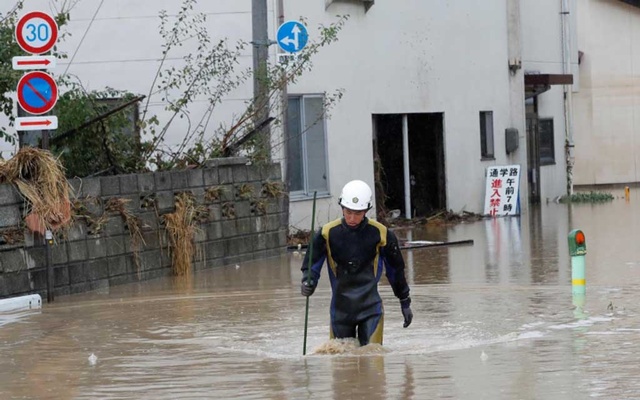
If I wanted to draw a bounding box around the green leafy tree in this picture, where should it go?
[52,81,143,177]
[139,0,348,170]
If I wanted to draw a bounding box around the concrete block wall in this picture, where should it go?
[0,158,288,299]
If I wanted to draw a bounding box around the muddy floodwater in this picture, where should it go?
[3,192,640,399]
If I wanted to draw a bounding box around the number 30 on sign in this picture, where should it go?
[15,11,59,55]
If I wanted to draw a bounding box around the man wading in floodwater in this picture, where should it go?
[301,180,413,346]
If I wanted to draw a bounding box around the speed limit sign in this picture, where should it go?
[15,11,59,54]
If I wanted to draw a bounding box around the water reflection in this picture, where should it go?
[331,356,387,400]
[4,197,640,398]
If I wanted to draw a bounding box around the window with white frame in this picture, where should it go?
[287,95,329,197]
[480,110,494,159]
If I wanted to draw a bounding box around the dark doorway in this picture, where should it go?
[526,97,541,204]
[373,113,446,219]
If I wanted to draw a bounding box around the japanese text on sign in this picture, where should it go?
[483,165,520,216]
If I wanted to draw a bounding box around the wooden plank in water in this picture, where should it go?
[400,239,474,250]
[287,239,474,251]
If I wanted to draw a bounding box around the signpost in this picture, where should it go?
[15,116,58,131]
[12,55,56,70]
[277,21,308,53]
[13,11,60,304]
[12,11,59,147]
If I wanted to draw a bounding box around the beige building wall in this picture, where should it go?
[286,0,571,228]
[574,0,640,185]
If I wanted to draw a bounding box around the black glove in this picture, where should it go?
[301,280,316,297]
[400,297,413,328]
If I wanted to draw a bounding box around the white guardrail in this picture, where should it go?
[0,294,42,313]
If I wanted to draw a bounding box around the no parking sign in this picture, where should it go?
[16,71,58,115]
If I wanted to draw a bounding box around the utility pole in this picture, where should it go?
[276,0,291,226]
[252,0,271,161]
[276,0,288,182]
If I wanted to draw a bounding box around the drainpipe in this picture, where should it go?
[561,0,574,195]
[506,0,527,213]
[402,114,411,219]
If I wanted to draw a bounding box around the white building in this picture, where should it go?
[2,0,577,230]
[285,0,576,229]
[574,0,640,187]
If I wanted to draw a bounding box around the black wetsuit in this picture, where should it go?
[301,217,410,345]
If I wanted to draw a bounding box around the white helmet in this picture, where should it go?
[339,180,373,211]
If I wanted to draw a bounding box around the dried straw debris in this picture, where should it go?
[0,147,72,233]
[162,192,208,276]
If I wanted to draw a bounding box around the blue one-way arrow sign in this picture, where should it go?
[277,21,308,53]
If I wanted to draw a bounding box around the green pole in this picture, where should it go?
[568,229,587,295]
[303,191,317,356]
[568,229,587,318]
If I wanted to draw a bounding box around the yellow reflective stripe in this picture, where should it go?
[368,219,387,277]
[572,279,586,286]
[322,219,342,276]
[367,219,387,247]
[369,313,384,345]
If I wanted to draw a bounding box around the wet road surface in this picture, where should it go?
[2,192,640,399]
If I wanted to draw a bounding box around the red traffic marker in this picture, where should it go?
[12,55,56,70]
[15,11,59,55]
[15,116,58,131]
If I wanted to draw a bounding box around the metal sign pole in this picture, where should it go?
[45,230,54,302]
[42,129,49,150]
